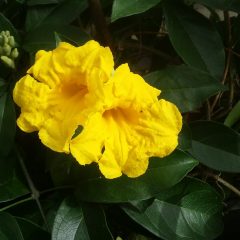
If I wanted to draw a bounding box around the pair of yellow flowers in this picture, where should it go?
[13,40,182,179]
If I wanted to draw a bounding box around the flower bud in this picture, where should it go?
[1,56,15,68]
[11,48,19,59]
[0,36,3,46]
[9,36,15,47]
[2,44,11,56]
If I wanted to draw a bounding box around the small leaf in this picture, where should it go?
[189,121,240,172]
[224,101,240,127]
[0,212,24,240]
[145,65,226,112]
[52,198,113,240]
[162,1,225,79]
[0,93,16,157]
[123,177,223,240]
[75,150,198,203]
[111,0,161,22]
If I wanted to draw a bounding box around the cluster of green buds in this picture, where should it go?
[0,30,19,69]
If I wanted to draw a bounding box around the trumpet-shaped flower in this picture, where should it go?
[13,40,182,179]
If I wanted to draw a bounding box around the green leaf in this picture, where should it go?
[52,198,113,240]
[224,101,240,127]
[0,172,29,203]
[75,150,198,203]
[123,177,223,240]
[0,13,19,42]
[25,0,87,31]
[162,1,225,79]
[189,121,240,172]
[178,122,192,151]
[0,78,8,97]
[16,218,50,240]
[23,24,90,53]
[0,93,16,157]
[0,212,24,240]
[111,0,161,22]
[145,65,226,112]
[193,0,240,12]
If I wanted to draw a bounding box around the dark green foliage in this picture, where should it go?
[0,0,240,239]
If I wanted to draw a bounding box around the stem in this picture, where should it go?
[0,196,33,212]
[208,172,240,198]
[210,11,232,113]
[16,148,49,231]
[88,0,113,49]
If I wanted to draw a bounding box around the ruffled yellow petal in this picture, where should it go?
[28,42,74,88]
[70,112,106,165]
[111,64,160,109]
[13,75,50,132]
[13,40,183,179]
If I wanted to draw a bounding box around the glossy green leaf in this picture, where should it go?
[52,198,113,240]
[123,178,223,240]
[0,78,8,97]
[0,212,24,240]
[0,93,16,157]
[111,0,161,22]
[75,150,198,203]
[193,0,240,12]
[25,0,87,30]
[23,24,89,53]
[145,65,226,112]
[163,1,225,79]
[224,101,240,127]
[189,121,240,172]
[16,218,50,240]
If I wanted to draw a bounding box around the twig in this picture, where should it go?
[210,11,232,113]
[16,148,50,231]
[208,172,240,198]
[88,0,113,49]
[0,196,33,212]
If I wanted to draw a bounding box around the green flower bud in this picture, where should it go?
[11,48,19,59]
[3,34,8,44]
[2,44,11,56]
[9,36,15,47]
[5,31,10,37]
[0,36,3,46]
[1,56,15,69]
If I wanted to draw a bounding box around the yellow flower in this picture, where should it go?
[13,40,182,179]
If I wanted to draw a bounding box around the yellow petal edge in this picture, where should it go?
[13,40,182,179]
